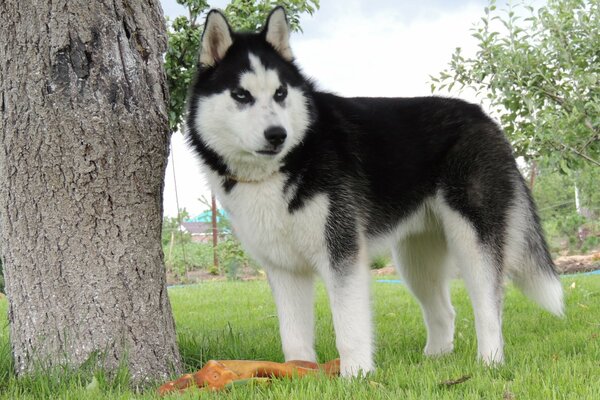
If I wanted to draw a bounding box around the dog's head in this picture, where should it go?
[187,7,313,180]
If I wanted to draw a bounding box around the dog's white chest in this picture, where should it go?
[216,176,330,271]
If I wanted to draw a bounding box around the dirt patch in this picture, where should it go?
[372,266,396,276]
[370,252,600,277]
[554,252,600,274]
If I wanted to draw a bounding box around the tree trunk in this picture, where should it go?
[0,0,181,384]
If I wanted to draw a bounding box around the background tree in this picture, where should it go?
[431,0,599,170]
[431,0,599,251]
[533,166,599,252]
[0,0,180,383]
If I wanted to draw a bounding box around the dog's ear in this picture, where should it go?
[200,10,234,67]
[263,7,293,61]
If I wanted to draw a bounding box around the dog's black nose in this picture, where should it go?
[264,126,287,147]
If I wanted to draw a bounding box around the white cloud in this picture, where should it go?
[291,3,483,99]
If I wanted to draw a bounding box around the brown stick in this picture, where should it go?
[211,193,219,269]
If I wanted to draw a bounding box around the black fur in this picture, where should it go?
[185,18,551,274]
[280,93,519,268]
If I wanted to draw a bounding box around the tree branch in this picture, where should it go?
[559,142,600,167]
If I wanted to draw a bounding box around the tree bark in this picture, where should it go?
[0,0,181,383]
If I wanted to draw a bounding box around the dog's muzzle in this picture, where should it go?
[258,126,287,155]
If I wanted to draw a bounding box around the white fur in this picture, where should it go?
[322,242,374,377]
[379,194,508,364]
[204,166,375,376]
[392,204,456,357]
[210,172,330,272]
[209,173,327,364]
[503,188,564,316]
[193,53,310,182]
[267,267,317,362]
[517,269,564,317]
[434,194,505,364]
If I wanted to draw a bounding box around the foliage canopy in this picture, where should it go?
[432,0,599,171]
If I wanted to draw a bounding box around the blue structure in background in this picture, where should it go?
[185,209,232,235]
[186,209,228,224]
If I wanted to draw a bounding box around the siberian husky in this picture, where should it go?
[185,7,564,377]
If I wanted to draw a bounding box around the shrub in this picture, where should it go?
[370,255,390,270]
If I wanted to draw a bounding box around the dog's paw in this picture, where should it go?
[424,341,454,357]
[478,349,504,366]
[339,357,374,378]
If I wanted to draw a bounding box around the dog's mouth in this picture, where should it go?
[256,146,283,156]
[256,150,279,156]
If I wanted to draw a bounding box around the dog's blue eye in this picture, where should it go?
[274,85,288,102]
[231,88,253,104]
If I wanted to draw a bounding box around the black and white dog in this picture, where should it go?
[186,7,564,376]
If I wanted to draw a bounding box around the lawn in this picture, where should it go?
[0,274,598,399]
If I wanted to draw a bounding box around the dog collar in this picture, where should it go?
[224,171,279,184]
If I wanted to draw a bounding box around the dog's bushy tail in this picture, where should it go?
[506,181,564,317]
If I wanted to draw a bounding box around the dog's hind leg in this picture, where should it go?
[266,267,317,362]
[437,201,505,365]
[393,229,455,357]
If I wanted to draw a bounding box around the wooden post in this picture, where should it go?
[529,160,537,190]
[167,230,175,267]
[211,193,219,269]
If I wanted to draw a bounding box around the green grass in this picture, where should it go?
[0,275,599,399]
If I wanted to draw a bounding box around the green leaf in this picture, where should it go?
[429,0,600,171]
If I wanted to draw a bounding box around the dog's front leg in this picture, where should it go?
[322,258,374,377]
[266,267,317,362]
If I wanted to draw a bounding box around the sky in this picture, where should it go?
[160,0,492,217]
